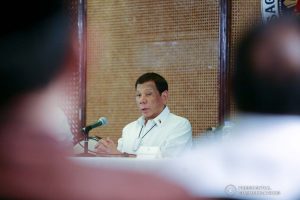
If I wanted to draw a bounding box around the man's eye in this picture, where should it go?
[136,94,141,97]
[146,93,152,96]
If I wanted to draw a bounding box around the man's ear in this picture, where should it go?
[161,90,169,104]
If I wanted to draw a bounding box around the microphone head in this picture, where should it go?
[98,117,108,126]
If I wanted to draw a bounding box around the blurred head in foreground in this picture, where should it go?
[234,16,300,115]
[159,17,300,200]
[0,1,72,133]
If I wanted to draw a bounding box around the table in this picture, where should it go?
[70,156,167,173]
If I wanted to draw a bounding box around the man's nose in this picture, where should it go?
[139,95,147,104]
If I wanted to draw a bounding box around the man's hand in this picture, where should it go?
[95,137,121,155]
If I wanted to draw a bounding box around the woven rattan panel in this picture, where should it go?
[229,0,261,119]
[86,0,220,142]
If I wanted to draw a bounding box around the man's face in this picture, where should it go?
[135,81,168,121]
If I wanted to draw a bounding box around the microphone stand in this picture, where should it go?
[75,127,96,157]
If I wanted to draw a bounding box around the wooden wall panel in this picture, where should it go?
[86,0,220,142]
[229,0,261,118]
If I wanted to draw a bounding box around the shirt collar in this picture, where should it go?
[137,106,170,127]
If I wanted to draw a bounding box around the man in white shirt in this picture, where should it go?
[96,72,192,157]
[0,3,193,199]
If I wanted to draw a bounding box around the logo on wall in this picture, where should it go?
[262,0,300,23]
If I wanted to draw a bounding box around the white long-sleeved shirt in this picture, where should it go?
[161,114,300,199]
[117,106,192,157]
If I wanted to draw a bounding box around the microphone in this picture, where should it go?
[82,117,108,133]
